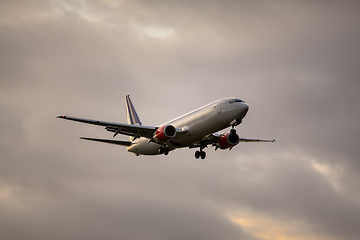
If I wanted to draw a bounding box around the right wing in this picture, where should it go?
[57,115,156,139]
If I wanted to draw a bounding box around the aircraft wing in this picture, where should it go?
[57,115,157,139]
[189,133,275,149]
[239,138,275,142]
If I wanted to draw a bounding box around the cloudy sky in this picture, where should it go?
[1,0,360,239]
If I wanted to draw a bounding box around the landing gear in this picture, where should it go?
[230,120,238,135]
[163,146,169,155]
[230,118,240,134]
[195,150,200,159]
[158,146,170,155]
[195,150,206,159]
[230,119,242,127]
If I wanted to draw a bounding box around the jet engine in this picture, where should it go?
[153,125,176,142]
[217,132,240,149]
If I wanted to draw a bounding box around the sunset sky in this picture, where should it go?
[1,1,360,239]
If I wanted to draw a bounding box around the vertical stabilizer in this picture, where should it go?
[125,95,142,126]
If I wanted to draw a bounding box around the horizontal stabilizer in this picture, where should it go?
[80,137,132,146]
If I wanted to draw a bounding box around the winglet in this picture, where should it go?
[125,95,142,126]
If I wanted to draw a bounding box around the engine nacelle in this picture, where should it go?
[153,125,176,142]
[217,132,240,149]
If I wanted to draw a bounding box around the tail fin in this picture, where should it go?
[125,95,142,126]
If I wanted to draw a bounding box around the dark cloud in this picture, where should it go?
[1,0,360,239]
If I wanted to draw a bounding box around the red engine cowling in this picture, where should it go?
[217,132,240,149]
[153,125,176,142]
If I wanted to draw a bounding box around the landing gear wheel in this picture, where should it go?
[195,151,200,159]
[158,147,164,154]
[163,147,169,155]
[200,151,206,159]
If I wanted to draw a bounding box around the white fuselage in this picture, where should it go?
[127,98,249,155]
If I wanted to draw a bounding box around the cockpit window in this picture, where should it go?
[235,99,245,103]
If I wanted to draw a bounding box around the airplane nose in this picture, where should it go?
[242,103,249,113]
[238,103,249,119]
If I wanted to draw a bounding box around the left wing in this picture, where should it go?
[239,138,275,142]
[57,115,156,139]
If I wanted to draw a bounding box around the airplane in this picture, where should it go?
[57,95,275,159]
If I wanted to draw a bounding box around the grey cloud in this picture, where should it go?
[1,0,360,239]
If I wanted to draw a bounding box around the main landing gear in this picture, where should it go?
[158,146,170,155]
[195,149,206,159]
[194,122,239,159]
